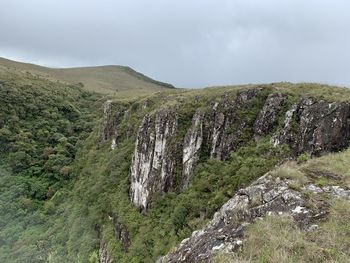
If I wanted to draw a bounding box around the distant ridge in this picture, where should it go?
[0,57,174,96]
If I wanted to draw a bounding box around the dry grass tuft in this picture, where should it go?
[214,200,350,263]
[271,162,309,187]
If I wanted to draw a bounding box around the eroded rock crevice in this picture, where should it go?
[253,92,286,137]
[181,110,204,190]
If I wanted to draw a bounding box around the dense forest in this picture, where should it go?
[0,75,100,262]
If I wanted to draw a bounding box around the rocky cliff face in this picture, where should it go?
[129,89,267,208]
[253,92,286,137]
[181,110,204,190]
[97,86,350,262]
[207,89,263,160]
[100,100,127,150]
[130,109,178,210]
[158,173,350,262]
[272,98,350,155]
[101,88,350,212]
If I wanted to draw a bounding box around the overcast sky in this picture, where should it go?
[0,0,349,88]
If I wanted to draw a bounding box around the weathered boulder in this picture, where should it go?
[130,109,178,210]
[272,98,350,155]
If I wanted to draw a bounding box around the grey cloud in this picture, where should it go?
[0,0,349,87]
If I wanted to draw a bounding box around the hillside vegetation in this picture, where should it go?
[39,83,350,262]
[0,60,350,263]
[0,72,100,262]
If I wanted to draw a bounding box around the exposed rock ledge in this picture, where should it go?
[158,173,350,262]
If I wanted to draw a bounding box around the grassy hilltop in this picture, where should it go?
[0,57,174,97]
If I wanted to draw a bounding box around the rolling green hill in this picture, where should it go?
[0,57,174,97]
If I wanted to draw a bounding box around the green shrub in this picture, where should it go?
[297,152,311,163]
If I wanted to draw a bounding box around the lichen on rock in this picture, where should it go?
[158,173,350,262]
[272,98,350,155]
[181,110,204,190]
[130,109,178,210]
[253,92,286,137]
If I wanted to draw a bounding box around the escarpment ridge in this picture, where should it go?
[101,85,350,211]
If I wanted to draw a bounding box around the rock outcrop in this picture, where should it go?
[99,240,113,263]
[100,89,350,212]
[130,109,178,210]
[100,100,126,150]
[272,98,350,155]
[207,89,263,160]
[253,92,286,137]
[158,173,350,262]
[109,214,130,252]
[181,110,204,190]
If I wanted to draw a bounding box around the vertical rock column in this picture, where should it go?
[130,110,178,210]
[130,115,155,210]
[181,110,204,190]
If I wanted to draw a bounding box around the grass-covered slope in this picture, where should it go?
[0,57,174,96]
